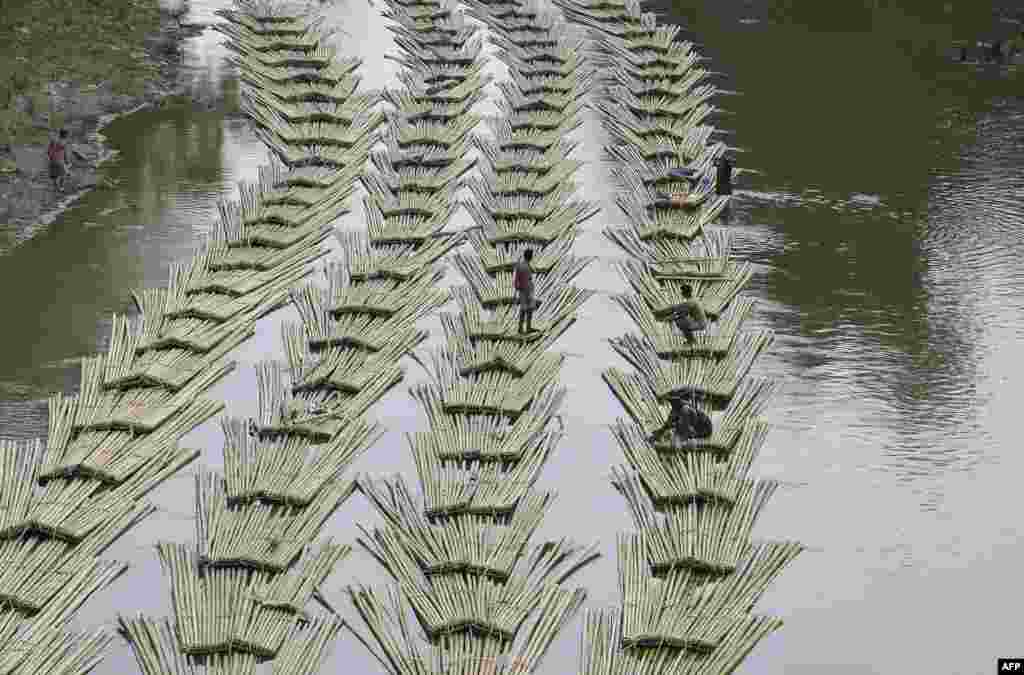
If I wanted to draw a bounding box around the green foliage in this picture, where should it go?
[0,0,163,142]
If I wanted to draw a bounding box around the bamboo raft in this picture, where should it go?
[615,258,753,319]
[221,416,379,506]
[0,5,387,673]
[607,330,776,403]
[409,383,566,462]
[334,0,605,669]
[611,419,771,507]
[551,0,806,670]
[359,480,574,581]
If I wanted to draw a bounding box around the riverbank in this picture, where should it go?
[0,2,209,237]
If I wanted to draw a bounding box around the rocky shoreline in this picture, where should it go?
[0,10,209,236]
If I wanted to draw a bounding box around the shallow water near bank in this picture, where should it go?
[2,0,1024,673]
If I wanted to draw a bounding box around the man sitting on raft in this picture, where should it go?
[513,248,537,334]
[671,284,708,345]
[649,393,713,447]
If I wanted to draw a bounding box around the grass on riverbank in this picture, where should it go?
[0,0,164,144]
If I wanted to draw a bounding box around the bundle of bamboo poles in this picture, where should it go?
[409,430,560,517]
[10,447,195,542]
[283,323,413,395]
[441,311,576,376]
[320,262,451,318]
[346,581,587,675]
[358,480,557,580]
[0,540,139,670]
[604,366,777,438]
[615,258,753,318]
[221,415,378,506]
[156,541,343,656]
[408,382,566,462]
[291,283,436,353]
[40,397,220,483]
[71,354,231,433]
[607,331,775,404]
[118,616,258,675]
[0,537,126,616]
[428,350,566,416]
[451,284,595,340]
[0,626,113,675]
[253,358,402,441]
[610,418,770,506]
[608,294,756,359]
[463,199,598,244]
[336,229,465,281]
[194,469,354,572]
[0,555,127,617]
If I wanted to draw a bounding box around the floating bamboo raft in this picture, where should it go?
[358,479,562,580]
[552,0,805,670]
[615,258,753,319]
[409,383,566,462]
[607,330,775,403]
[221,416,379,506]
[346,582,586,675]
[0,626,113,675]
[339,0,605,670]
[88,4,388,673]
[610,419,771,506]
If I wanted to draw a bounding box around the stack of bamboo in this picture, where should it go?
[341,0,603,673]
[547,1,805,673]
[110,3,386,674]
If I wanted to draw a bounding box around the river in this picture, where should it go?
[1,0,1022,673]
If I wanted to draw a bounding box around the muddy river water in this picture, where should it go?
[1,0,1022,673]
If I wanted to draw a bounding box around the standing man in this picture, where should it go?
[715,154,733,196]
[47,129,71,192]
[513,248,536,334]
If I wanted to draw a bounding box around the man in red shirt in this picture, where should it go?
[47,129,70,191]
[512,248,536,334]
